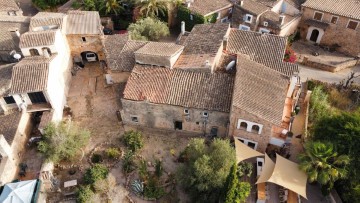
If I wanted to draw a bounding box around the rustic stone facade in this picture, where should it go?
[232,5,260,31]
[228,106,272,153]
[121,100,229,137]
[66,35,105,61]
[299,7,360,56]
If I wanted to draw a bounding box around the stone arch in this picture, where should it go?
[306,26,324,44]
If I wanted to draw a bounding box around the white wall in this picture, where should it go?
[271,0,284,13]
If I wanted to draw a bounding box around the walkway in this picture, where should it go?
[17,0,38,16]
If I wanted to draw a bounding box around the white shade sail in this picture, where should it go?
[256,153,275,184]
[0,179,37,203]
[234,138,263,163]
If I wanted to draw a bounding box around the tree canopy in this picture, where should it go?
[177,138,236,202]
[135,0,171,18]
[38,122,90,163]
[127,17,169,41]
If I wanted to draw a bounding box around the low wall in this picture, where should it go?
[302,57,358,73]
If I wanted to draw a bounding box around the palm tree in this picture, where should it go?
[135,0,171,18]
[102,0,124,15]
[298,141,350,195]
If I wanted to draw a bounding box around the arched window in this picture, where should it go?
[240,122,247,130]
[29,49,39,56]
[252,125,260,133]
[42,47,51,57]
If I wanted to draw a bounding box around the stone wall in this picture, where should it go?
[231,5,259,30]
[66,35,105,61]
[228,106,273,153]
[121,99,230,137]
[302,57,358,72]
[300,7,360,56]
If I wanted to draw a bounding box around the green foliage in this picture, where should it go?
[309,85,331,123]
[106,148,121,159]
[103,0,124,15]
[138,159,148,180]
[123,130,144,152]
[84,164,109,185]
[155,159,163,177]
[135,0,170,18]
[76,185,94,203]
[177,138,236,202]
[32,0,67,10]
[93,174,116,194]
[298,141,350,196]
[144,176,166,199]
[91,154,103,163]
[123,151,135,173]
[237,162,253,178]
[176,6,205,31]
[37,122,90,164]
[71,1,82,9]
[128,17,170,41]
[223,164,251,203]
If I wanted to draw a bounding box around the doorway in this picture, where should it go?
[310,29,319,42]
[174,121,183,130]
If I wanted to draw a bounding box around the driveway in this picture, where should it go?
[17,0,38,16]
[298,64,360,85]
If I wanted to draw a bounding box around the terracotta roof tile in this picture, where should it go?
[304,19,330,29]
[0,111,22,145]
[0,17,29,51]
[0,63,14,97]
[227,29,298,76]
[135,42,184,57]
[30,12,66,31]
[0,0,20,12]
[66,11,102,35]
[186,0,232,16]
[302,0,360,20]
[233,54,289,125]
[19,30,57,48]
[123,65,234,112]
[10,56,53,94]
[237,0,269,15]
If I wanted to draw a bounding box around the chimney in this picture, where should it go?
[240,0,244,6]
[223,36,228,51]
[43,48,50,58]
[279,15,285,25]
[15,30,20,37]
[181,21,185,35]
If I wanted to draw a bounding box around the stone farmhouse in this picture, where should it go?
[183,0,233,23]
[231,0,303,36]
[299,0,360,57]
[0,0,23,16]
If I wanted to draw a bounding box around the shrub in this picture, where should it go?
[284,45,297,63]
[309,86,331,123]
[144,176,165,199]
[84,164,109,184]
[123,130,144,152]
[138,159,148,180]
[76,185,94,203]
[93,174,116,194]
[91,154,103,163]
[127,17,169,41]
[122,151,135,173]
[106,148,120,159]
[155,159,163,178]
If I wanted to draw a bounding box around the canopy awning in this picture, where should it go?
[256,153,275,184]
[0,179,38,203]
[234,138,263,163]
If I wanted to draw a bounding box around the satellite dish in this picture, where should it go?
[226,60,236,71]
[13,53,21,60]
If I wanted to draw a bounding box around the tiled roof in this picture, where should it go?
[123,65,235,112]
[233,54,289,125]
[285,0,305,8]
[261,12,297,28]
[0,16,29,51]
[0,0,20,12]
[252,0,278,8]
[30,12,66,31]
[0,63,14,97]
[302,0,360,20]
[227,29,298,76]
[187,0,232,16]
[238,0,269,15]
[10,56,53,94]
[19,30,57,48]
[66,11,102,34]
[104,36,147,72]
[304,19,330,29]
[175,23,229,69]
[135,42,184,57]
[0,111,22,145]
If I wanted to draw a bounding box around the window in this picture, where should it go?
[28,92,47,104]
[245,14,253,23]
[313,11,323,21]
[237,138,258,150]
[8,11,16,16]
[190,14,193,21]
[221,17,229,23]
[82,37,86,42]
[331,16,338,24]
[196,122,200,125]
[239,25,250,31]
[3,96,15,104]
[202,112,208,117]
[184,109,189,114]
[29,49,39,56]
[252,125,260,133]
[42,47,51,57]
[263,21,268,27]
[347,20,359,30]
[229,8,233,14]
[259,28,270,34]
[240,122,247,130]
[247,142,256,149]
[131,116,138,122]
[174,121,183,130]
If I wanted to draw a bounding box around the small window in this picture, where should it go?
[29,49,40,56]
[313,12,323,21]
[196,122,200,125]
[3,96,16,104]
[82,37,86,42]
[174,121,183,130]
[263,21,268,27]
[184,109,189,114]
[42,47,52,56]
[202,112,208,117]
[8,11,16,16]
[247,142,256,149]
[131,116,138,122]
[347,20,359,30]
[331,16,338,24]
[229,8,233,14]
[221,17,228,23]
[252,125,260,133]
[240,122,247,130]
[238,139,245,143]
[259,28,270,34]
[190,14,193,21]
[239,25,250,31]
[245,14,253,23]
